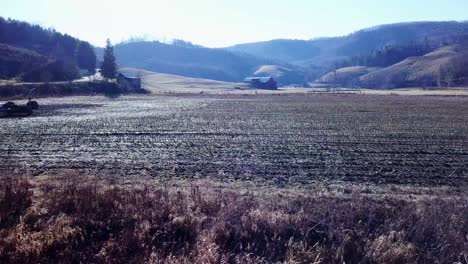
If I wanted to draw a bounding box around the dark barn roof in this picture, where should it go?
[117,72,142,90]
[244,76,278,89]
[244,77,274,83]
[117,72,140,79]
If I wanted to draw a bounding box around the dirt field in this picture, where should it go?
[1,93,467,191]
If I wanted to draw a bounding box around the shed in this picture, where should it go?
[244,77,278,89]
[117,72,142,90]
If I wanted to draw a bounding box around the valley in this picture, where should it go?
[1,11,468,264]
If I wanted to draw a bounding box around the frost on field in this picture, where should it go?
[0,94,467,188]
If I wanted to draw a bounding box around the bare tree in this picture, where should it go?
[437,66,447,88]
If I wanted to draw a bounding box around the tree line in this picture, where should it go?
[324,36,468,88]
[334,39,435,69]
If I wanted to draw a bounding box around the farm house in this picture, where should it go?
[117,72,142,90]
[244,77,278,89]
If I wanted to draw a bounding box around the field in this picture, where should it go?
[119,67,250,93]
[122,67,468,96]
[1,93,467,191]
[1,93,468,263]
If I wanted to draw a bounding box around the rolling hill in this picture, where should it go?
[226,21,468,66]
[318,66,381,87]
[317,45,468,88]
[118,67,249,93]
[109,41,274,83]
[92,20,468,89]
[253,65,305,86]
[360,45,468,88]
[103,21,468,88]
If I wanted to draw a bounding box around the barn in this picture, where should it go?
[117,72,142,90]
[244,77,278,90]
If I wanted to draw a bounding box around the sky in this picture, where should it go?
[1,0,468,47]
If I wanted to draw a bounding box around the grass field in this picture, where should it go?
[119,67,250,93]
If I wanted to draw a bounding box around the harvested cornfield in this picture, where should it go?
[0,93,467,189]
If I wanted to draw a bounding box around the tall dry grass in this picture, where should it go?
[0,176,467,263]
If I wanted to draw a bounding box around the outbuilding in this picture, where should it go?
[117,72,142,90]
[244,77,278,90]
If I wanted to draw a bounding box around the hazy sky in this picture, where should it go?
[1,0,468,47]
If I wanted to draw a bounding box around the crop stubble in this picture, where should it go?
[0,94,467,187]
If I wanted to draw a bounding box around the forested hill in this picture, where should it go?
[106,40,274,82]
[0,17,96,82]
[226,21,468,66]
[102,21,468,85]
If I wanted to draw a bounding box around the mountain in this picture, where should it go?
[109,41,274,82]
[226,39,323,63]
[226,21,468,66]
[0,17,96,82]
[107,21,468,87]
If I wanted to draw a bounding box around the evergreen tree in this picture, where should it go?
[101,39,117,80]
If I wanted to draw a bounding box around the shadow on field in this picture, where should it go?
[33,103,103,117]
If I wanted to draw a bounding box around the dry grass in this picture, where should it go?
[319,66,381,83]
[0,175,467,263]
[350,87,468,96]
[119,67,250,94]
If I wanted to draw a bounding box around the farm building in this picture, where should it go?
[117,72,142,90]
[244,77,278,89]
